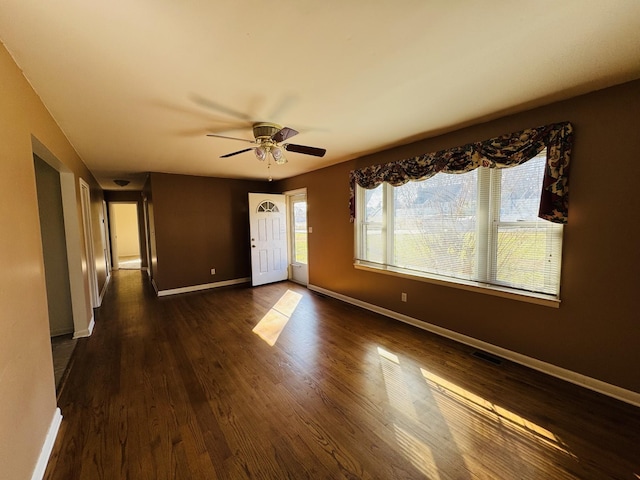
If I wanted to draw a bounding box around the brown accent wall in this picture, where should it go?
[0,41,104,478]
[149,173,269,291]
[277,79,640,395]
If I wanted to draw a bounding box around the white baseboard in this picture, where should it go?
[31,407,62,480]
[157,277,251,297]
[308,284,640,408]
[73,315,94,339]
[99,273,111,305]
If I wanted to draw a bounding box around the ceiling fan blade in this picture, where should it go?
[207,133,255,144]
[191,94,253,121]
[284,143,326,157]
[220,148,254,158]
[271,126,299,143]
[268,95,298,120]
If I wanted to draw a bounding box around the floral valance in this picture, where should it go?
[349,122,573,224]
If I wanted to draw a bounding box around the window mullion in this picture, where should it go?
[476,168,491,282]
[385,183,394,265]
[545,224,563,291]
[355,185,364,260]
[487,169,502,284]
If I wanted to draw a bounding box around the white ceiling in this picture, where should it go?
[2,1,640,190]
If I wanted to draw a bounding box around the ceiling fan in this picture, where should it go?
[207,122,326,165]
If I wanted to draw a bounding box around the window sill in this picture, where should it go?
[353,262,560,308]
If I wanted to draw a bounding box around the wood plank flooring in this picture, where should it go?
[45,270,640,479]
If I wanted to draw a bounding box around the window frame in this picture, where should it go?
[354,161,563,308]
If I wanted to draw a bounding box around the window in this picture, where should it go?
[291,197,308,264]
[355,150,563,301]
[257,201,279,213]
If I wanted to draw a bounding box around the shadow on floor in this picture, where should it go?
[51,334,77,394]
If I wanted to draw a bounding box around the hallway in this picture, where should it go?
[45,270,640,479]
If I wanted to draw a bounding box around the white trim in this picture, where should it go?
[98,271,111,304]
[151,278,159,295]
[285,188,309,286]
[79,178,100,308]
[73,316,94,339]
[282,187,307,196]
[157,277,251,297]
[59,169,93,342]
[308,284,640,408]
[354,262,560,308]
[31,407,62,480]
[108,202,120,270]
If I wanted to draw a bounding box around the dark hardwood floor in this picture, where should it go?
[45,270,640,479]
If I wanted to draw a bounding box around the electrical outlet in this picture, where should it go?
[401,292,407,302]
[210,268,216,275]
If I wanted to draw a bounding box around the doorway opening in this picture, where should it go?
[286,189,308,286]
[34,154,77,393]
[32,136,97,397]
[248,189,309,287]
[109,202,142,270]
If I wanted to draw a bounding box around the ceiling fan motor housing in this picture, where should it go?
[253,122,281,141]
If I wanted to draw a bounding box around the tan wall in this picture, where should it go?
[149,173,269,291]
[277,79,640,395]
[0,41,104,478]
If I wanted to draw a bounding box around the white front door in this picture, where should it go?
[249,193,288,286]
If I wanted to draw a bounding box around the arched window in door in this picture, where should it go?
[257,201,279,213]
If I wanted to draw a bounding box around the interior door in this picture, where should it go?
[249,193,288,286]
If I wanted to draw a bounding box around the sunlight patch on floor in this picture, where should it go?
[252,289,302,346]
[119,257,141,269]
[393,424,442,479]
[420,368,575,457]
[377,347,415,414]
[378,347,444,477]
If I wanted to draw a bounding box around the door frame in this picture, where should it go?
[108,201,142,270]
[142,195,152,276]
[101,200,112,280]
[285,188,309,286]
[80,178,100,308]
[32,136,94,338]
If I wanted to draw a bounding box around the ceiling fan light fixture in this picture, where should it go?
[208,122,325,180]
[271,146,287,165]
[254,145,267,161]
